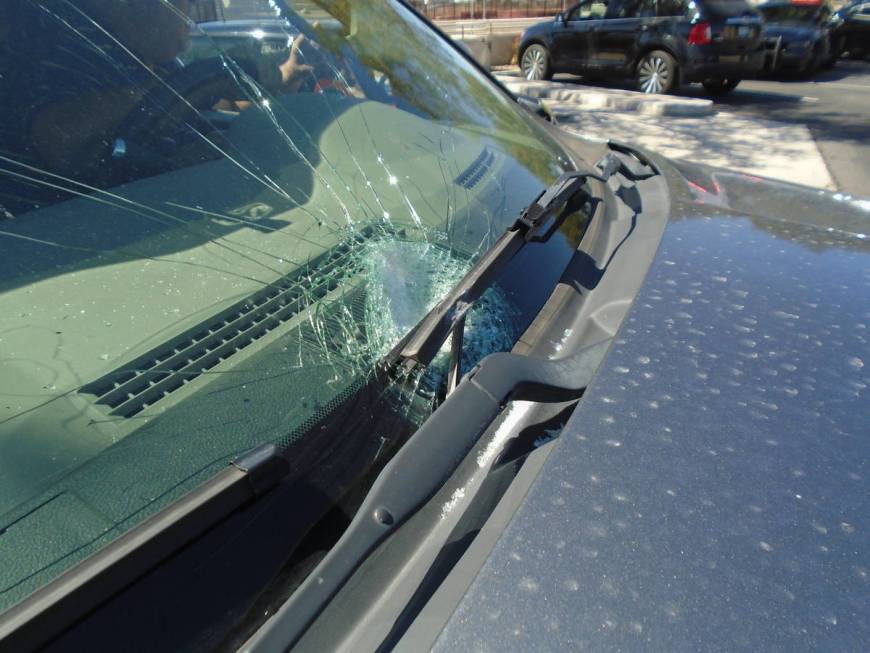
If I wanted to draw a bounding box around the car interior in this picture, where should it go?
[0,0,576,621]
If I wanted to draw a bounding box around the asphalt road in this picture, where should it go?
[685,60,870,197]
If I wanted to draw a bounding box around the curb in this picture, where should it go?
[495,74,713,117]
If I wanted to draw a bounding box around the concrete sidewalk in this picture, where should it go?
[559,110,835,190]
[497,74,713,117]
[495,71,835,190]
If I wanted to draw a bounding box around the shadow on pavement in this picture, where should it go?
[572,110,824,180]
[552,59,868,192]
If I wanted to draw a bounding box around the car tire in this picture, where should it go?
[822,36,840,68]
[701,78,740,96]
[521,44,552,81]
[806,41,827,75]
[831,36,846,61]
[636,50,678,94]
[800,57,819,78]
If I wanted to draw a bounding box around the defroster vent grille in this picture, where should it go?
[80,231,373,418]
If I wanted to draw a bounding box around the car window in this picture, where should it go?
[702,0,757,18]
[658,0,688,17]
[605,0,655,19]
[0,0,576,616]
[569,0,610,20]
[639,0,659,17]
[604,0,632,18]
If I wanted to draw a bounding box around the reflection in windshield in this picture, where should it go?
[0,0,572,617]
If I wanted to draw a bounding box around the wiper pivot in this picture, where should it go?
[516,169,601,242]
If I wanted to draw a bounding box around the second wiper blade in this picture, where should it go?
[385,169,604,373]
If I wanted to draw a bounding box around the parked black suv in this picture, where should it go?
[519,0,765,95]
[758,0,834,74]
[830,0,870,59]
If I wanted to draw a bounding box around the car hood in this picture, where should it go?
[521,19,555,41]
[431,158,870,650]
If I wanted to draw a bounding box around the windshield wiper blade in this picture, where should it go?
[384,168,605,374]
[242,164,638,650]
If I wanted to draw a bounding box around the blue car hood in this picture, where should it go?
[432,160,870,651]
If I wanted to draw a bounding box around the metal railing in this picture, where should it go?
[408,1,568,21]
[436,16,547,37]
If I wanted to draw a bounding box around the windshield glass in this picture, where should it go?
[0,0,576,613]
[759,4,820,22]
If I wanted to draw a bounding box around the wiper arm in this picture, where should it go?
[243,337,612,652]
[384,168,606,374]
[242,163,641,650]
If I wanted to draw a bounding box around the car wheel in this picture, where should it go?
[701,78,740,96]
[521,45,552,81]
[831,36,846,60]
[807,41,827,74]
[636,50,677,94]
[801,56,820,78]
[822,36,842,68]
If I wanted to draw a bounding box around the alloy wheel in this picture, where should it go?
[521,46,547,80]
[637,55,670,94]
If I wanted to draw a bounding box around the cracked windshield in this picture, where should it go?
[0,0,575,609]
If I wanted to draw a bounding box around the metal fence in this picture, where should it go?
[190,1,332,22]
[407,1,568,20]
[189,1,568,23]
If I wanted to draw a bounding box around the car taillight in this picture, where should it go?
[688,22,712,45]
